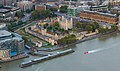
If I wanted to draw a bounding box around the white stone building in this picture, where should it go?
[58,16,73,30]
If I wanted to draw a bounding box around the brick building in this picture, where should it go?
[80,10,117,24]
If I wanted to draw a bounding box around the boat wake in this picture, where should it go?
[84,42,120,54]
[35,67,44,71]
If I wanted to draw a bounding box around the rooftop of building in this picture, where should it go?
[68,5,77,9]
[0,31,23,43]
[68,5,90,9]
[36,4,46,6]
[90,5,107,8]
[46,3,58,7]
[110,0,120,2]
[0,9,10,13]
[18,0,33,4]
[1,6,18,10]
[0,6,20,13]
[0,30,11,38]
[11,7,20,11]
[47,0,56,2]
[111,7,120,11]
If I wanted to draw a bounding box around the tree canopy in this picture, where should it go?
[31,9,52,20]
[15,11,24,18]
[111,25,118,31]
[59,5,68,13]
[75,22,100,32]
[58,34,77,45]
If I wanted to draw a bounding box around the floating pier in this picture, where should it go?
[20,49,74,68]
[30,51,54,56]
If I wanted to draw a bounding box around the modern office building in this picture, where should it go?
[0,6,20,20]
[0,30,25,60]
[90,5,108,12]
[35,0,47,4]
[67,5,90,17]
[67,6,77,17]
[46,4,59,11]
[76,5,90,13]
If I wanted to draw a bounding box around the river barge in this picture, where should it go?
[20,49,74,68]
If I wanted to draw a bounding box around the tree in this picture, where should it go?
[91,24,96,32]
[18,20,23,25]
[43,23,49,28]
[60,5,68,13]
[108,1,111,11]
[57,34,77,45]
[85,25,93,32]
[111,25,118,31]
[47,25,53,31]
[15,11,24,18]
[98,27,108,33]
[26,9,31,13]
[60,28,65,32]
[42,9,52,18]
[93,22,99,28]
[0,5,3,8]
[75,22,82,28]
[8,24,13,32]
[31,10,39,20]
[90,22,99,32]
[22,36,28,44]
[31,9,52,20]
[49,8,58,12]
[53,22,60,28]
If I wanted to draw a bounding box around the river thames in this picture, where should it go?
[1,33,120,71]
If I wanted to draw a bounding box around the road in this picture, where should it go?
[14,19,40,32]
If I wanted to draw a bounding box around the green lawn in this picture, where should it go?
[17,28,54,48]
[18,28,45,41]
